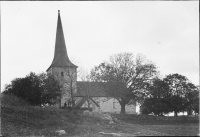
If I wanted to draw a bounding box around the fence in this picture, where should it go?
[137,115,199,121]
[114,114,199,121]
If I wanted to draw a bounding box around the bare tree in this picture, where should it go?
[65,69,77,108]
[90,53,157,114]
[76,70,101,110]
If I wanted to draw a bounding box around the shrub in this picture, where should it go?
[1,94,29,107]
[2,72,61,106]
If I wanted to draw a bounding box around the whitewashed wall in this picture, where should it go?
[81,97,136,114]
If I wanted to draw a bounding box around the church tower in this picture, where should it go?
[47,10,78,108]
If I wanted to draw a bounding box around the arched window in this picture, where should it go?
[61,72,64,76]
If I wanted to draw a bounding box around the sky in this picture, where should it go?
[1,1,199,91]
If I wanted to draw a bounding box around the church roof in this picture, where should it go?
[75,81,111,97]
[47,10,77,72]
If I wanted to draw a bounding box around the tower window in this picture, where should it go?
[113,102,116,109]
[61,72,64,76]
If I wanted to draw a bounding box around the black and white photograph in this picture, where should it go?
[1,1,199,136]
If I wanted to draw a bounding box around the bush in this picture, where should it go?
[2,72,61,106]
[1,94,29,107]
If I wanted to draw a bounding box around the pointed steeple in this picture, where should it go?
[47,10,77,71]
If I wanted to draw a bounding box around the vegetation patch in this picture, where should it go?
[1,90,199,137]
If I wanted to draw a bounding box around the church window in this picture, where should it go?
[113,102,116,109]
[113,99,118,109]
[61,72,64,76]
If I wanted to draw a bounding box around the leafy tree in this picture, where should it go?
[184,83,199,115]
[193,93,199,114]
[140,74,199,116]
[90,53,157,114]
[3,72,41,106]
[140,78,170,116]
[163,73,193,116]
[39,73,62,106]
[3,72,61,106]
[140,98,153,115]
[192,86,199,114]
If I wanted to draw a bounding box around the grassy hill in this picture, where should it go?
[3,95,133,137]
[1,95,100,136]
[1,95,199,136]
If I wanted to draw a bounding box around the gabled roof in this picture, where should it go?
[75,81,111,97]
[47,10,77,72]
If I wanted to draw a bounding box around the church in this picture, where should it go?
[46,10,136,114]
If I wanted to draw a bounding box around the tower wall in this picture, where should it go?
[48,67,77,107]
[47,10,78,108]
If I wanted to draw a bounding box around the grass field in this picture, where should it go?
[1,95,199,136]
[114,114,199,136]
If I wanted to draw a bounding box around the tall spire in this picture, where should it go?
[47,10,77,71]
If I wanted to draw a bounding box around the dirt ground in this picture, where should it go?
[68,115,199,137]
[69,122,199,137]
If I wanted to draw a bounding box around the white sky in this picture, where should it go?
[1,1,199,91]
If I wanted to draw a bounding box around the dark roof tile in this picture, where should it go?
[75,81,110,97]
